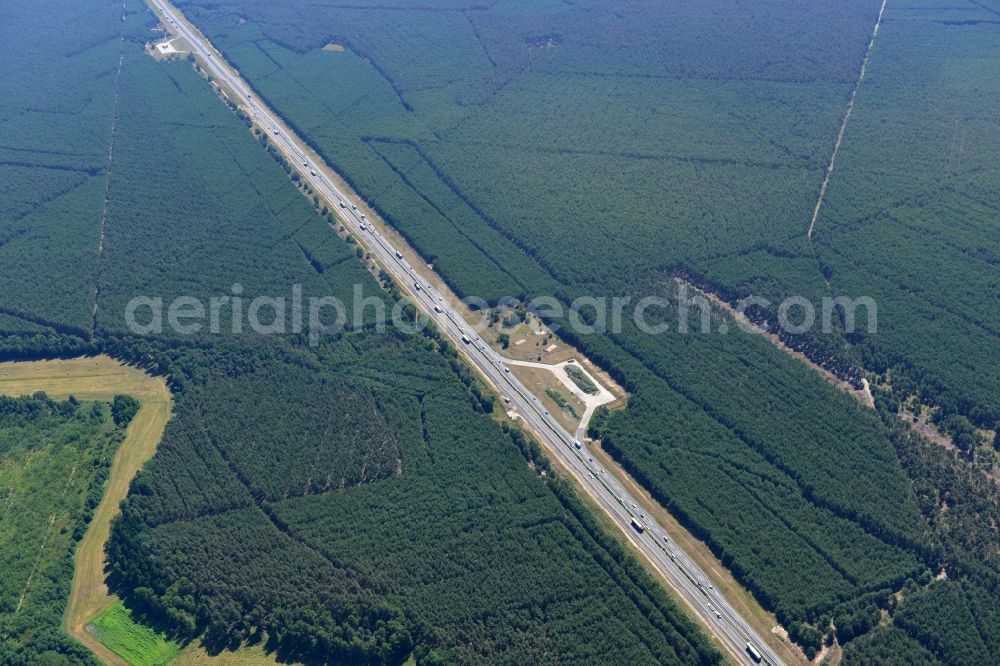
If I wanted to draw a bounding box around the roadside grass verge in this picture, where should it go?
[545,387,579,417]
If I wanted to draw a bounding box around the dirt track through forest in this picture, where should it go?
[807,0,889,239]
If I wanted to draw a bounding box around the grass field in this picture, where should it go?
[171,642,285,666]
[0,355,172,665]
[89,602,179,666]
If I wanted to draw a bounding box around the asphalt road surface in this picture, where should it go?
[149,3,785,663]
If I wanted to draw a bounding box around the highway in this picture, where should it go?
[149,2,785,663]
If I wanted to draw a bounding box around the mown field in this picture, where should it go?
[164,0,1000,662]
[0,1,726,664]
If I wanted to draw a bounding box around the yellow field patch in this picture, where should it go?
[172,641,286,666]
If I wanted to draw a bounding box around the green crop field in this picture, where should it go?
[89,602,179,666]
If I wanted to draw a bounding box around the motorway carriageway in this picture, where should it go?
[149,2,784,663]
